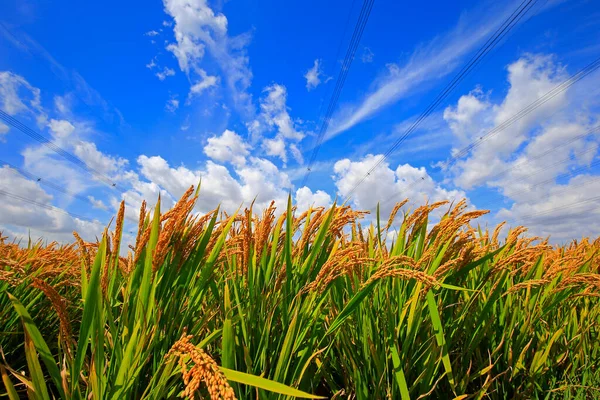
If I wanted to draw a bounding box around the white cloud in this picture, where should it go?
[22,117,128,195]
[146,58,158,69]
[145,30,160,37]
[189,69,218,97]
[0,71,46,124]
[47,119,75,140]
[156,67,176,81]
[237,157,292,209]
[326,1,527,139]
[361,47,374,63]
[295,186,332,211]
[262,136,287,162]
[1,71,126,198]
[304,59,324,91]
[166,96,180,113]
[248,84,305,165]
[446,54,579,189]
[289,143,304,164]
[88,195,108,211]
[162,0,253,113]
[0,166,103,243]
[497,175,600,242]
[204,129,250,166]
[443,53,600,241]
[333,154,469,219]
[73,141,128,177]
[181,115,191,131]
[0,122,9,142]
[53,94,75,115]
[127,152,293,214]
[120,154,293,217]
[443,87,491,145]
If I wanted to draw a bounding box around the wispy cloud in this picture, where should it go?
[155,67,176,81]
[325,1,530,140]
[361,47,374,63]
[162,0,254,114]
[304,59,324,91]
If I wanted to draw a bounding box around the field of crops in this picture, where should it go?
[1,186,599,399]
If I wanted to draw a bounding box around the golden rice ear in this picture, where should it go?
[166,333,236,400]
[112,201,125,251]
[491,221,507,245]
[73,231,91,273]
[384,199,409,232]
[364,264,440,291]
[134,200,147,251]
[30,278,74,354]
[303,241,367,294]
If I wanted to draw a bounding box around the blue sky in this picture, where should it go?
[1,0,599,244]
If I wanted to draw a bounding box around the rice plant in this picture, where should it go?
[1,186,599,399]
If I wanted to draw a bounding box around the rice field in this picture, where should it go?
[1,186,599,399]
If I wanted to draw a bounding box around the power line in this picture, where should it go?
[0,110,123,191]
[0,188,100,224]
[342,0,540,204]
[0,160,142,223]
[302,0,374,184]
[301,0,375,187]
[0,159,100,205]
[312,0,358,130]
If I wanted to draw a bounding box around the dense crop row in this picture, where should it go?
[1,186,599,399]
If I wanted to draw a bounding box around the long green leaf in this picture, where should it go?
[221,367,325,399]
[7,293,64,399]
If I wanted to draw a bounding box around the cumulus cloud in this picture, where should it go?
[443,53,600,241]
[304,59,324,91]
[203,129,250,166]
[119,154,293,218]
[333,154,469,220]
[262,136,286,162]
[1,74,129,212]
[162,0,253,112]
[47,119,75,139]
[295,186,332,211]
[446,54,572,188]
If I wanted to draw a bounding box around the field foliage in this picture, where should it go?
[1,186,599,399]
